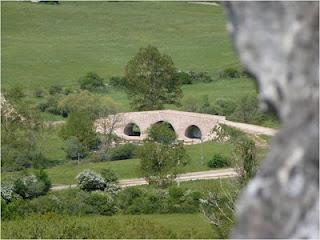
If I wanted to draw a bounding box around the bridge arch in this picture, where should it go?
[185,125,202,139]
[124,122,141,136]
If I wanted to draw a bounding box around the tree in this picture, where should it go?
[200,124,258,237]
[147,122,176,144]
[79,72,105,92]
[64,136,86,164]
[60,111,99,150]
[124,45,182,110]
[230,95,259,123]
[138,141,188,187]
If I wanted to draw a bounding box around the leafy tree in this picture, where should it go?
[124,45,182,110]
[138,141,188,187]
[64,136,86,164]
[79,72,105,92]
[60,111,99,150]
[212,124,257,184]
[147,122,176,144]
[1,103,49,171]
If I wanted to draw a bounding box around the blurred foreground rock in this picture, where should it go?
[224,2,319,238]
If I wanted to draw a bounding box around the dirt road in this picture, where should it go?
[51,168,238,191]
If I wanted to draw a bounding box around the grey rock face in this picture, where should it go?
[224,2,319,238]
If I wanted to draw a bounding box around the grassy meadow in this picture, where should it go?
[2,1,238,90]
[1,213,216,239]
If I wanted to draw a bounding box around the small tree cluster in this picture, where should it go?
[76,169,120,194]
[124,45,182,110]
[1,170,51,201]
[79,72,106,92]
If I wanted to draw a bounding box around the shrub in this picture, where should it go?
[6,86,25,100]
[64,136,86,161]
[108,144,137,160]
[219,67,241,79]
[84,191,118,215]
[34,89,45,98]
[76,170,106,191]
[215,98,237,116]
[63,87,73,95]
[35,169,52,193]
[13,171,51,199]
[1,183,17,202]
[100,169,118,183]
[38,96,60,115]
[189,71,213,83]
[49,84,63,95]
[175,71,192,84]
[207,154,230,168]
[79,72,105,92]
[109,76,128,89]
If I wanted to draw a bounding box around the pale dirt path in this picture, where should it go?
[51,168,238,191]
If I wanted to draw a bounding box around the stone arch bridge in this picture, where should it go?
[96,110,276,144]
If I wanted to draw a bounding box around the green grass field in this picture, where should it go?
[2,1,238,90]
[1,213,216,239]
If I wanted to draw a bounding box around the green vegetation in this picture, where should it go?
[1,213,216,239]
[2,2,236,90]
[2,142,233,185]
[124,45,182,110]
[207,153,230,168]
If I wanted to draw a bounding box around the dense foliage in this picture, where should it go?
[1,170,51,201]
[60,111,100,150]
[79,72,106,92]
[124,45,182,110]
[138,141,188,187]
[107,143,138,161]
[207,154,230,168]
[147,122,177,144]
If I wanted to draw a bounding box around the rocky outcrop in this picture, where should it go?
[224,2,319,238]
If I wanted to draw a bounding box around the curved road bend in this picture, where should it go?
[51,168,238,191]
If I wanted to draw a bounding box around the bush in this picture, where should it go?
[84,191,118,215]
[13,171,51,199]
[175,71,192,84]
[6,86,25,100]
[76,170,106,191]
[38,96,61,115]
[215,98,237,116]
[1,183,17,202]
[189,71,213,83]
[79,72,105,92]
[100,169,118,183]
[64,136,86,161]
[207,154,230,168]
[49,84,63,95]
[109,76,128,89]
[108,144,137,160]
[34,89,45,98]
[148,122,177,144]
[63,87,73,95]
[219,67,241,79]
